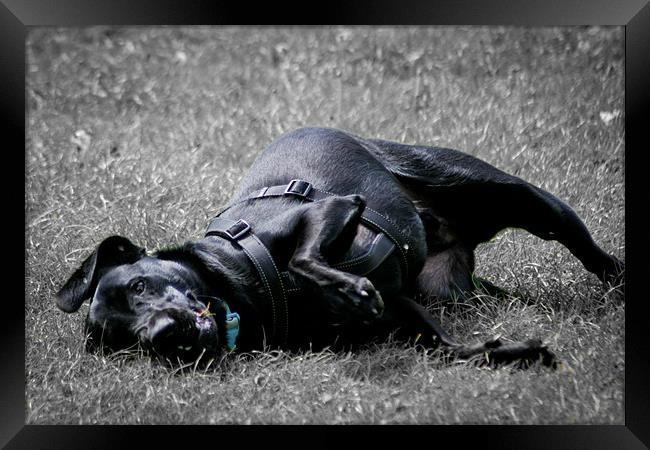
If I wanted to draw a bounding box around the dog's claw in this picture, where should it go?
[335,277,384,321]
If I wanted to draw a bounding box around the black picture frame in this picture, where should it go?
[8,0,649,447]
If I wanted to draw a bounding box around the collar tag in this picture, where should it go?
[225,311,240,351]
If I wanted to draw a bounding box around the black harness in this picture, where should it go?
[205,179,414,347]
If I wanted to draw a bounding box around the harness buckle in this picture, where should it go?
[223,219,251,240]
[284,179,312,198]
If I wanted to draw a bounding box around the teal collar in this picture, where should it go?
[223,303,240,352]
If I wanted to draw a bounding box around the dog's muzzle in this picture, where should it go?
[137,308,218,361]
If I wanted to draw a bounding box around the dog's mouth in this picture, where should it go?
[136,306,220,362]
[194,303,216,332]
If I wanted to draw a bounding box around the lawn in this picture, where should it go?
[25,26,624,424]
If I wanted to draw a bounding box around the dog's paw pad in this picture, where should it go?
[337,277,384,318]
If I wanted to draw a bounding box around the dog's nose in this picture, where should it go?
[141,311,190,353]
[148,314,177,346]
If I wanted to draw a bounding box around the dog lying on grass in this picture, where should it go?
[56,127,624,368]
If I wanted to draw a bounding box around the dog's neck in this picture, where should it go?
[156,239,267,351]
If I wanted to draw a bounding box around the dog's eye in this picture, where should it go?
[131,279,146,295]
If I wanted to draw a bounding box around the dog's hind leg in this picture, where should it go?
[412,209,509,302]
[414,242,476,303]
[362,138,624,288]
[288,194,385,322]
[415,251,511,304]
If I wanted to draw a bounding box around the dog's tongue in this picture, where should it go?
[195,311,214,331]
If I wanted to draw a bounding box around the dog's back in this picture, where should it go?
[232,128,425,233]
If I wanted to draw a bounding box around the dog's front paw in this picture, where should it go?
[337,277,385,321]
[483,338,558,369]
[452,337,559,369]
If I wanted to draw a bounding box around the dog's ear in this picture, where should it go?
[56,235,145,313]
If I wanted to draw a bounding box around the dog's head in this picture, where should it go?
[56,236,225,363]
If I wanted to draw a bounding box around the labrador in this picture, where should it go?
[56,127,624,367]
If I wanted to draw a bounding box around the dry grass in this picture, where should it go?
[26,26,624,424]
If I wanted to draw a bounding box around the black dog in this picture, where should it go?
[56,127,624,367]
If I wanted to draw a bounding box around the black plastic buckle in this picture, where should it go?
[223,219,251,240]
[284,179,312,198]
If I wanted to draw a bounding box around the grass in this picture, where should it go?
[25,26,624,424]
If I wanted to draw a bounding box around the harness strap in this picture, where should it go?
[220,179,413,277]
[278,233,396,293]
[205,179,415,348]
[205,217,288,347]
